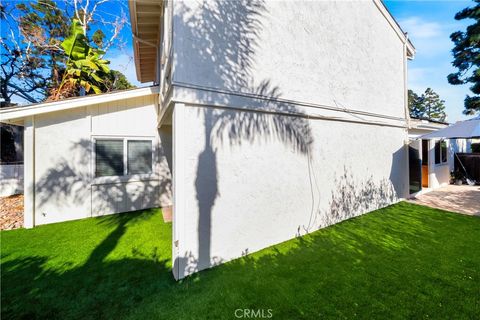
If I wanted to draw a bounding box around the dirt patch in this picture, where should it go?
[0,194,23,230]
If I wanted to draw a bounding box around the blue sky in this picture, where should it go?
[385,0,473,122]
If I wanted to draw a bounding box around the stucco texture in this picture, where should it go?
[173,0,405,118]
[169,0,410,278]
[173,104,408,278]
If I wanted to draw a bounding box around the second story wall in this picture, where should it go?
[172,0,408,119]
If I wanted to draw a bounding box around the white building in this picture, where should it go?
[2,0,422,279]
[408,117,472,195]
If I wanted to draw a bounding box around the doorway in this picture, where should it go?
[409,140,422,194]
[422,140,429,188]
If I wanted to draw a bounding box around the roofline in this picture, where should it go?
[128,0,142,83]
[409,118,449,132]
[373,0,415,58]
[0,86,160,123]
[410,116,449,126]
[129,0,163,83]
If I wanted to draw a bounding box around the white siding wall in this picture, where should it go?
[0,164,24,196]
[427,139,450,189]
[32,95,172,226]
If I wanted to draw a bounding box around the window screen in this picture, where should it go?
[128,140,152,174]
[95,139,124,177]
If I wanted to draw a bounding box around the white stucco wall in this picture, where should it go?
[173,0,406,118]
[168,0,411,279]
[30,95,172,226]
[173,103,408,279]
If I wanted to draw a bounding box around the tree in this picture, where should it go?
[0,0,68,106]
[105,70,134,91]
[408,89,425,119]
[52,19,111,99]
[1,0,129,105]
[408,88,447,122]
[448,0,480,115]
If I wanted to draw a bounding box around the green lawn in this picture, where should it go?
[1,202,479,319]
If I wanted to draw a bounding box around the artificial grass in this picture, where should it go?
[1,202,479,319]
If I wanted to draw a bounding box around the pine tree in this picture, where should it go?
[422,88,447,122]
[448,0,480,115]
[408,88,447,122]
[408,89,425,118]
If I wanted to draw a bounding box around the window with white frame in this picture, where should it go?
[434,139,447,165]
[95,138,153,177]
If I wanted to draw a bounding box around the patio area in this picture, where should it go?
[409,185,480,216]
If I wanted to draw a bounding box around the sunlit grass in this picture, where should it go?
[2,202,479,319]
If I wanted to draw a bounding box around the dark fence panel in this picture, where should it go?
[454,153,480,182]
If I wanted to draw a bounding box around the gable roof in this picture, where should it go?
[0,86,160,124]
[373,0,415,58]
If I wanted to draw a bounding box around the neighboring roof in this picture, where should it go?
[0,86,160,123]
[129,0,164,83]
[411,116,449,126]
[409,117,449,133]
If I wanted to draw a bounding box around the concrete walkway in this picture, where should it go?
[409,185,480,216]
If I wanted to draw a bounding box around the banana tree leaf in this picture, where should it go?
[61,19,88,60]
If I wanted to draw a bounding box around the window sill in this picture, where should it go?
[92,173,158,185]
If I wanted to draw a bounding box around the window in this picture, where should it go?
[95,138,153,177]
[434,140,448,165]
[95,140,124,177]
[128,140,152,174]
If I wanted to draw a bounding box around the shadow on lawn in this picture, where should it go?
[2,204,479,319]
[1,210,175,320]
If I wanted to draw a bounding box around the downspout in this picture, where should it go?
[403,33,410,130]
[403,33,411,199]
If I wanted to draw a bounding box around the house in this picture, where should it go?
[408,117,472,195]
[2,0,416,280]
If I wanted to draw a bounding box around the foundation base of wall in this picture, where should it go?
[161,206,173,222]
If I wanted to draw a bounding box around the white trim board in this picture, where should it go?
[0,86,160,123]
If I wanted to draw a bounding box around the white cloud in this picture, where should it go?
[105,49,147,87]
[399,17,442,39]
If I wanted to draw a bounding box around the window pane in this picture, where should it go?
[128,140,152,175]
[435,141,440,164]
[95,140,124,177]
[441,141,447,163]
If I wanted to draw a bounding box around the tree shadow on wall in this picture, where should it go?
[34,136,172,221]
[172,0,314,275]
[320,168,397,229]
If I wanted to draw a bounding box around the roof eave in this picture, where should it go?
[0,86,160,123]
[129,0,164,83]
